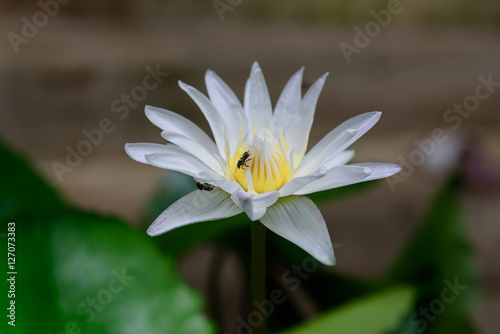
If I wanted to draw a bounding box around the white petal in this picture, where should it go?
[143,105,223,174]
[160,130,225,175]
[244,62,273,131]
[179,81,226,158]
[231,189,280,221]
[145,147,221,179]
[245,169,257,195]
[294,165,371,195]
[322,149,356,170]
[259,196,335,265]
[196,171,242,195]
[205,70,244,154]
[273,67,304,130]
[296,111,381,176]
[125,143,171,164]
[279,169,326,197]
[348,162,402,180]
[147,188,242,236]
[284,73,328,163]
[294,128,358,177]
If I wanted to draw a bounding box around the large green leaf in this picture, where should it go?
[0,138,215,334]
[0,140,66,219]
[278,286,415,334]
[1,212,215,334]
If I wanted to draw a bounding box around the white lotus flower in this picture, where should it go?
[125,62,401,265]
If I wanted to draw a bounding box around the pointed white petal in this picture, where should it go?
[294,165,371,195]
[160,130,224,175]
[279,169,326,197]
[125,143,171,164]
[145,147,221,179]
[296,111,381,177]
[348,162,402,180]
[244,62,273,131]
[260,196,335,265]
[295,128,358,177]
[145,105,215,147]
[179,81,226,158]
[143,105,223,174]
[231,189,280,221]
[205,70,244,154]
[273,67,304,128]
[322,149,356,170]
[147,188,242,236]
[284,73,328,163]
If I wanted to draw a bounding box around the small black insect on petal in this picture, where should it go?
[196,182,214,191]
[236,151,252,170]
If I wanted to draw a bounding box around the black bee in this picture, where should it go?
[196,182,214,191]
[236,151,252,170]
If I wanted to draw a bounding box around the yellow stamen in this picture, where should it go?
[228,132,292,194]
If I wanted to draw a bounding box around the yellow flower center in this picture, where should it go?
[228,132,292,194]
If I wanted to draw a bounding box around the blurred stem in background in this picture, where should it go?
[208,246,226,330]
[252,221,267,334]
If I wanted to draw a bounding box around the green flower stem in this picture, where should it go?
[251,221,267,334]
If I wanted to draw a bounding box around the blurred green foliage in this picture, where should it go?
[0,141,66,220]
[0,138,480,333]
[384,175,479,334]
[0,140,214,334]
[145,156,479,333]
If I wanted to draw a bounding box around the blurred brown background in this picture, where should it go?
[1,0,499,331]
